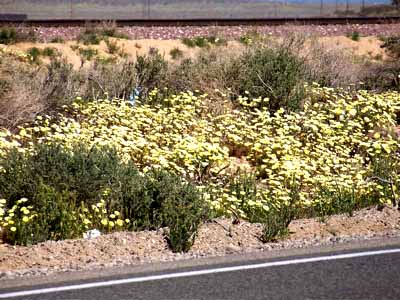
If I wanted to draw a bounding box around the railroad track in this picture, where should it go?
[1,15,400,27]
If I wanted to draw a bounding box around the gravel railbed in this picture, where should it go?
[1,206,399,280]
[30,23,400,42]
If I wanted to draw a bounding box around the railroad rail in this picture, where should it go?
[1,16,400,27]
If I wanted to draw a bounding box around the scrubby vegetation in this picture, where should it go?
[0,26,37,45]
[77,21,130,45]
[1,32,400,252]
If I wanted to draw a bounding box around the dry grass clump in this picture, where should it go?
[0,55,81,129]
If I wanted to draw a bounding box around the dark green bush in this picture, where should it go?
[170,47,184,60]
[193,37,209,48]
[134,49,168,101]
[27,47,41,63]
[148,170,205,252]
[347,31,360,41]
[207,36,227,46]
[78,47,98,61]
[77,22,129,45]
[78,28,102,45]
[231,46,306,113]
[261,181,300,242]
[3,183,86,245]
[181,37,196,48]
[42,47,57,57]
[261,205,294,242]
[0,27,17,44]
[50,36,65,43]
[0,142,205,250]
[0,27,36,45]
[0,143,125,208]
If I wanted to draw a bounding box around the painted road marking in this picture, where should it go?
[1,248,400,298]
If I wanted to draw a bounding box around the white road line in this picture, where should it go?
[1,248,400,298]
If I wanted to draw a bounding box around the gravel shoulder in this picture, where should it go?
[31,23,400,42]
[1,205,399,281]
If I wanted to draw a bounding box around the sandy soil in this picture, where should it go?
[1,206,399,279]
[1,36,388,70]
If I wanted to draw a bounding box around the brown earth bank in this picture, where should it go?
[0,36,390,69]
[1,206,399,280]
[28,23,400,42]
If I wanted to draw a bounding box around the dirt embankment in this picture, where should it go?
[1,206,399,279]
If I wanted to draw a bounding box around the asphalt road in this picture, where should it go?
[1,245,400,300]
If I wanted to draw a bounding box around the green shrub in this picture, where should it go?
[237,30,263,45]
[0,27,17,44]
[170,47,184,60]
[105,38,120,54]
[41,47,57,57]
[99,21,129,39]
[27,47,41,63]
[347,31,360,41]
[260,180,300,242]
[0,143,121,207]
[193,37,209,48]
[50,36,65,43]
[261,205,293,242]
[41,58,81,110]
[78,28,102,45]
[181,37,196,48]
[134,49,169,101]
[0,142,205,250]
[78,47,98,61]
[0,27,36,44]
[77,22,129,45]
[231,46,306,113]
[147,170,205,252]
[207,36,227,46]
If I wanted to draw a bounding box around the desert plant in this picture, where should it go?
[381,36,400,58]
[147,170,205,252]
[49,36,65,43]
[347,31,361,41]
[84,59,136,100]
[27,47,41,63]
[105,38,120,54]
[77,22,129,45]
[41,47,57,57]
[0,26,36,44]
[193,36,209,48]
[207,35,227,46]
[170,47,184,60]
[134,49,168,101]
[78,47,98,61]
[0,27,17,44]
[231,45,306,112]
[360,60,400,91]
[181,37,196,48]
[261,206,293,242]
[303,38,362,88]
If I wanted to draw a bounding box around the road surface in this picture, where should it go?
[1,241,400,299]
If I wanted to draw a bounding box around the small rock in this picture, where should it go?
[225,244,241,253]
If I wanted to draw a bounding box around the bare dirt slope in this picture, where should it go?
[1,206,399,279]
[0,36,388,70]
